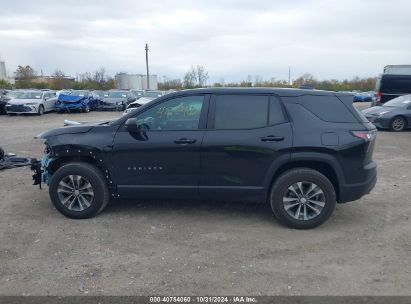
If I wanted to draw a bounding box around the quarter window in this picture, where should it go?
[214,95,268,129]
[269,97,286,125]
[135,95,204,130]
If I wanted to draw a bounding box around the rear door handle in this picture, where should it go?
[261,135,284,142]
[174,138,197,145]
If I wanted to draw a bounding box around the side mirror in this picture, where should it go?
[125,118,139,133]
[125,118,148,141]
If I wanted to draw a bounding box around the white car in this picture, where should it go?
[123,97,154,115]
[6,90,57,115]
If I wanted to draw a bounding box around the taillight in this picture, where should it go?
[351,130,377,142]
[375,92,382,105]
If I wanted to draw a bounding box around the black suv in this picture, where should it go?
[34,88,377,229]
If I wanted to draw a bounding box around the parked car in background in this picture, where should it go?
[353,91,373,102]
[363,94,411,131]
[375,65,411,106]
[34,88,377,229]
[56,89,72,97]
[56,90,99,113]
[0,94,8,114]
[6,90,56,115]
[123,96,156,115]
[92,90,108,101]
[130,90,144,100]
[142,90,163,99]
[100,90,136,111]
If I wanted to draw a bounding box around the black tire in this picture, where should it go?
[49,162,109,219]
[83,105,90,113]
[38,105,45,115]
[390,116,406,132]
[270,168,336,229]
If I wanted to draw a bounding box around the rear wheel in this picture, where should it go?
[83,105,90,113]
[49,162,109,219]
[270,168,336,229]
[390,116,406,132]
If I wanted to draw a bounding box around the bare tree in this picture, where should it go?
[51,69,72,89]
[183,67,197,88]
[92,67,107,84]
[15,65,36,80]
[195,65,209,87]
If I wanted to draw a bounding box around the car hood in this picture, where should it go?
[35,120,113,139]
[58,94,86,103]
[362,106,400,116]
[129,97,153,106]
[7,98,41,105]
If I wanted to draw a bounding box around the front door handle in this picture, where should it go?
[261,135,284,142]
[174,138,197,145]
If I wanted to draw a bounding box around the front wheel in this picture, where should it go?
[49,162,109,219]
[390,116,406,132]
[38,105,45,115]
[270,168,336,229]
[83,105,90,113]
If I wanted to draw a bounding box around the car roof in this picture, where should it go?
[164,87,346,97]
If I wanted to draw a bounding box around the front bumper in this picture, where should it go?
[56,103,85,112]
[32,153,52,187]
[99,103,124,111]
[338,161,377,203]
[6,104,38,114]
[364,115,391,129]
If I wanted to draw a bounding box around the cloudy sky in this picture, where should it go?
[1,0,410,83]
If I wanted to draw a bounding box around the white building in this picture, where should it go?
[0,61,6,80]
[0,61,15,84]
[115,73,158,90]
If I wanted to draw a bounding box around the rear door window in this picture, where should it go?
[214,95,268,129]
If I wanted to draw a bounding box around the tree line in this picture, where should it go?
[159,70,377,92]
[7,65,115,90]
[0,64,377,92]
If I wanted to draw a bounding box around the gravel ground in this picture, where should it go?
[0,104,410,296]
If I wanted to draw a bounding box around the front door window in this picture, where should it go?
[135,96,204,131]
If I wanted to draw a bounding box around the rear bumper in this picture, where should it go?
[338,161,377,203]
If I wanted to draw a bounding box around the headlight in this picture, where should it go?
[25,103,38,106]
[378,111,390,116]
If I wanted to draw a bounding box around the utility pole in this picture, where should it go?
[288,66,291,85]
[145,43,150,90]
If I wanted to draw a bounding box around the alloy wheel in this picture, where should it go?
[57,175,94,211]
[392,117,405,131]
[283,181,325,221]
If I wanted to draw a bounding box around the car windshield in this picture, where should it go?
[143,91,162,98]
[94,91,106,97]
[108,91,127,98]
[131,90,143,96]
[70,90,87,97]
[7,91,23,98]
[383,95,411,108]
[15,92,42,99]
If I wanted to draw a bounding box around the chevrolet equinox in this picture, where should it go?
[34,88,377,229]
